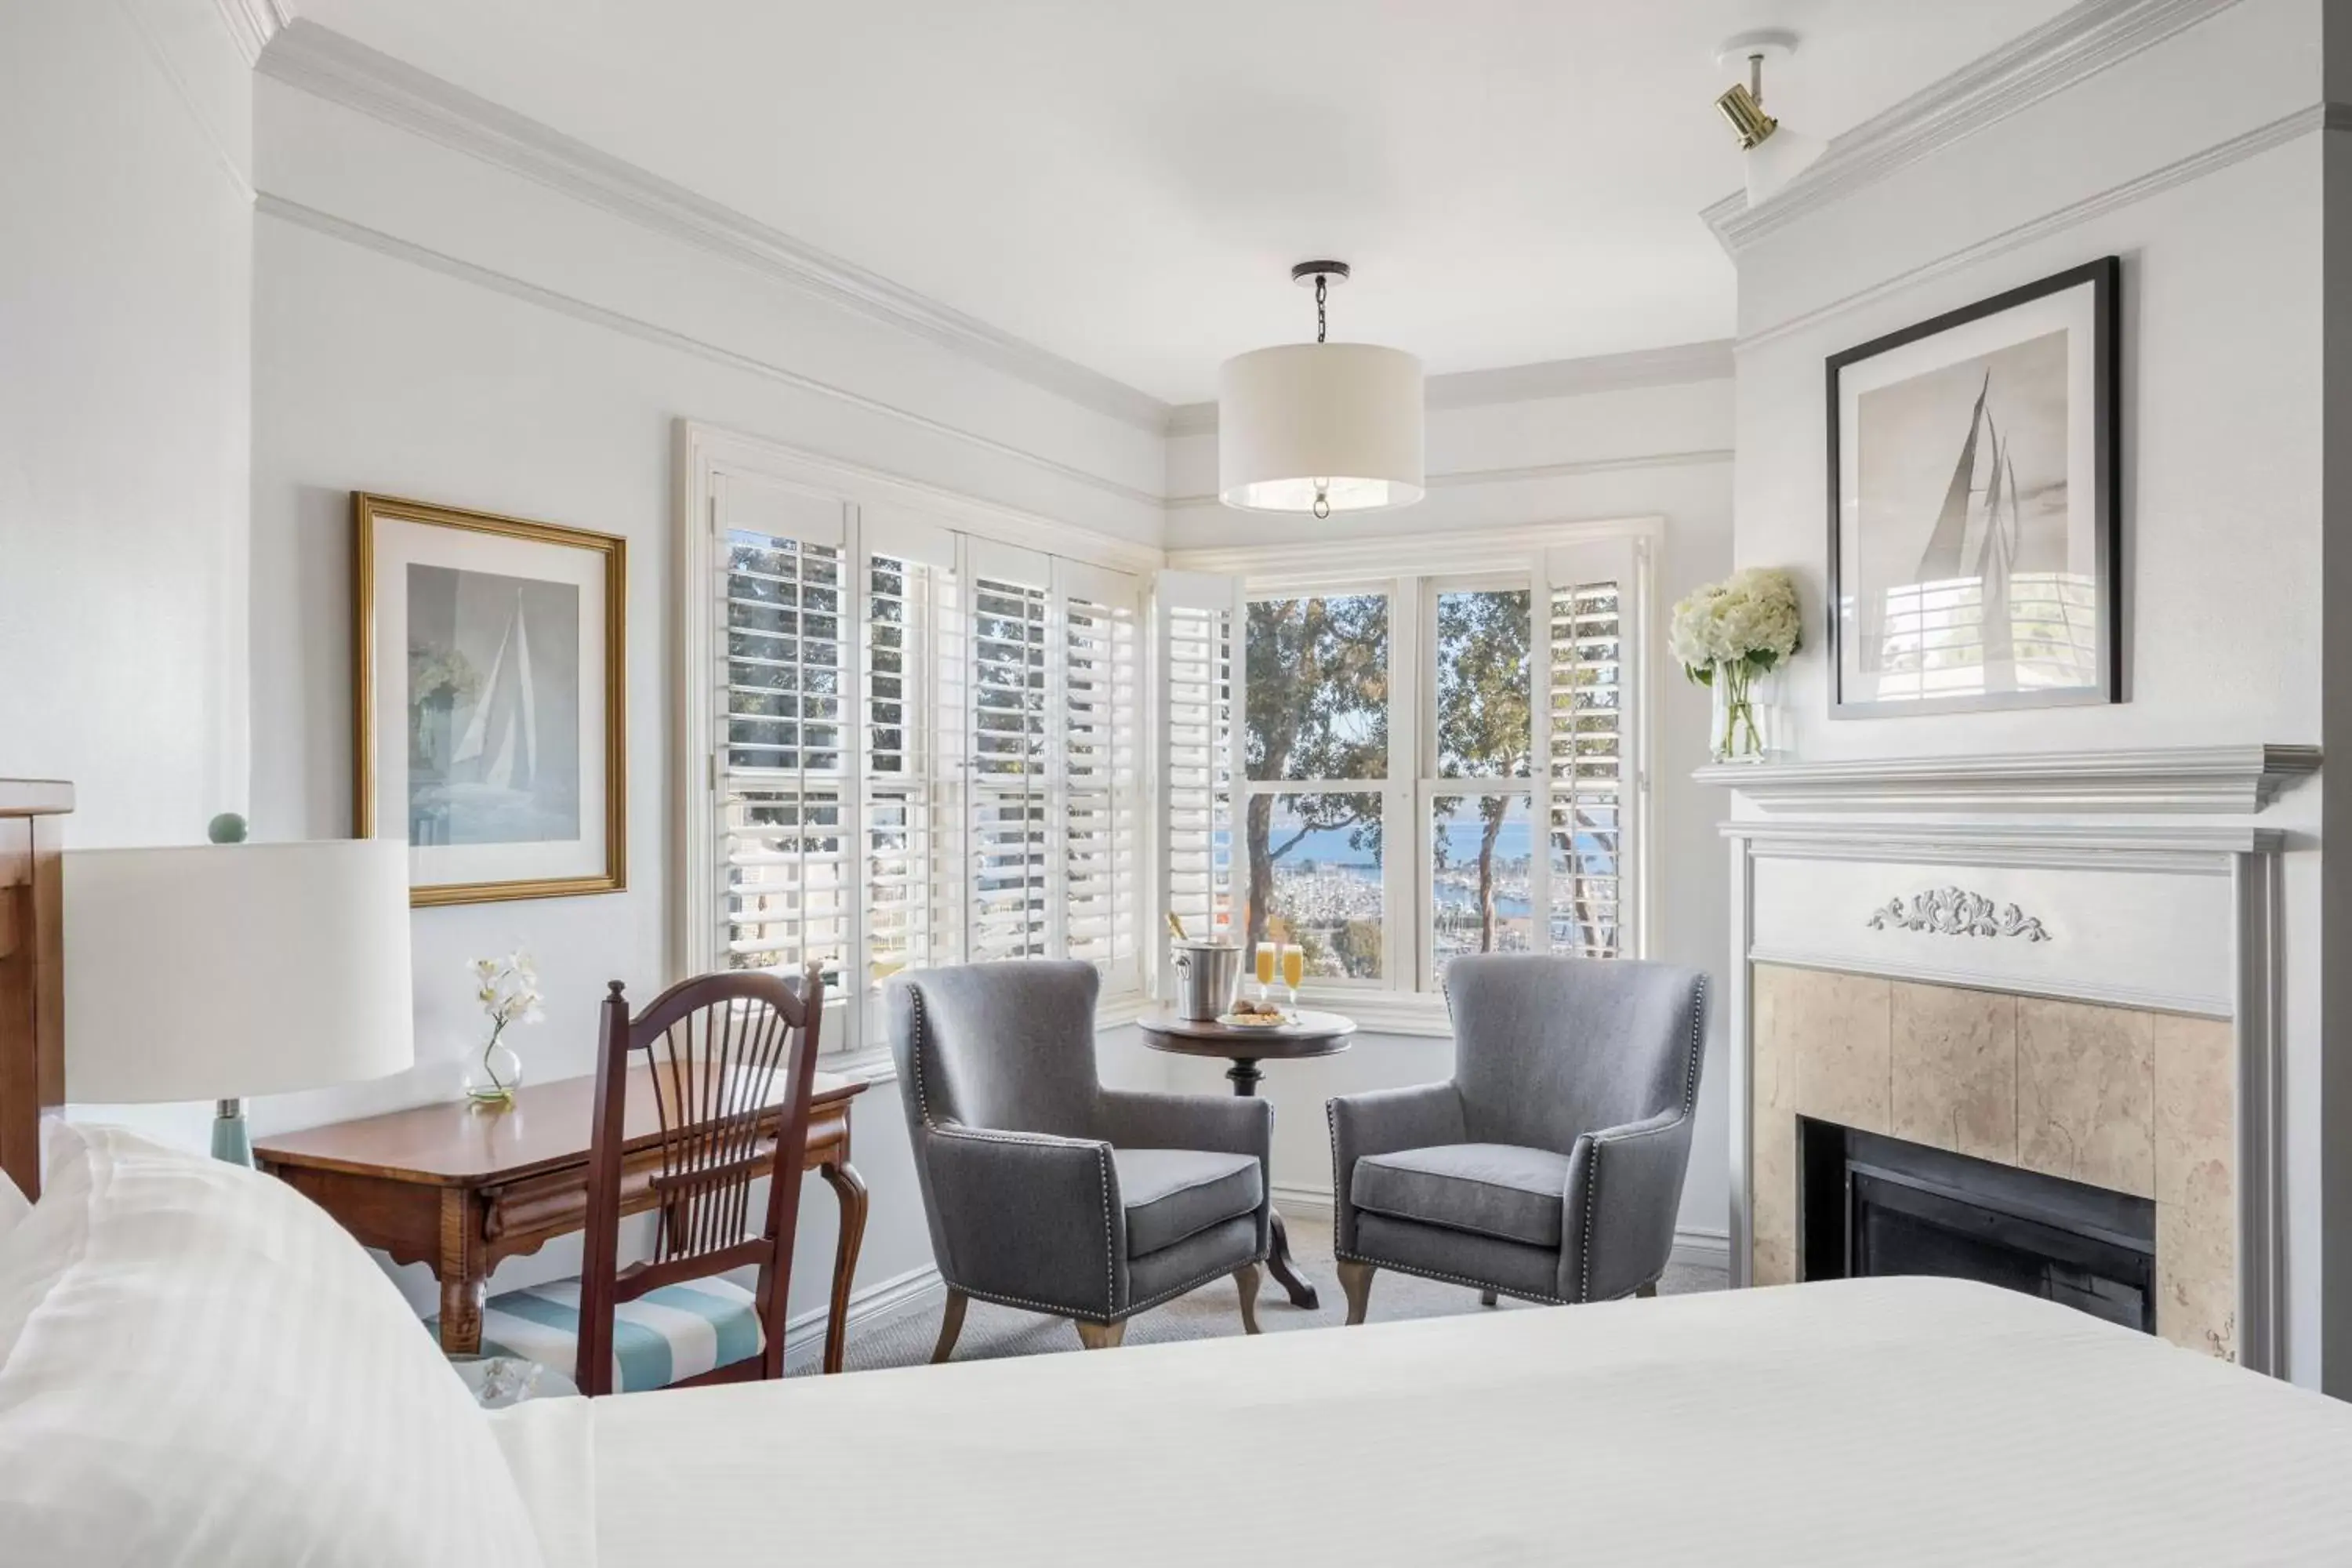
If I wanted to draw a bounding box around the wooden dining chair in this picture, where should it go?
[437,967,826,1396]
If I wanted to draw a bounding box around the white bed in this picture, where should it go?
[9,1125,2352,1566]
[491,1274,2352,1566]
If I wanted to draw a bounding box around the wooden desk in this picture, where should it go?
[255,1066,870,1372]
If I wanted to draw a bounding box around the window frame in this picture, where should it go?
[1212,524,1655,1034]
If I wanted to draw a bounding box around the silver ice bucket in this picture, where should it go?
[1170,940,1243,1022]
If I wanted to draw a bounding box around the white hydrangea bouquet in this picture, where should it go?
[1669,568,1802,762]
[466,952,542,1105]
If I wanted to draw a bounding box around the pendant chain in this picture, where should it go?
[1315,274,1327,344]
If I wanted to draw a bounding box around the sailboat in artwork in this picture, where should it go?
[452,589,540,793]
[1881,371,2021,692]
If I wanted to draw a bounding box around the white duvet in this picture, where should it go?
[489,1277,2352,1566]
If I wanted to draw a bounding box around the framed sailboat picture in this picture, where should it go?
[354,494,626,906]
[1827,257,2120,717]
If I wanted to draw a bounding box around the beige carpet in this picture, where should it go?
[792,1213,1726,1374]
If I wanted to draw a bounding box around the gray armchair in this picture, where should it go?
[1327,954,1708,1321]
[887,961,1272,1355]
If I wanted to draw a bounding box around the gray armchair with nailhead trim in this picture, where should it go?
[1326,954,1708,1323]
[886,961,1272,1356]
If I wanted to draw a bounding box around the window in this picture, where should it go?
[1220,536,1646,1010]
[686,459,1145,1060]
[1243,593,1391,980]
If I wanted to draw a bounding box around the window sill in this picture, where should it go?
[1293,989,1455,1039]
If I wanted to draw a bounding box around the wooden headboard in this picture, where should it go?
[0,780,71,1200]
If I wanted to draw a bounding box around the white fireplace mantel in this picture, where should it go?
[1693,743,2320,815]
[1699,743,2308,1376]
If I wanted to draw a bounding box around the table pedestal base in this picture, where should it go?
[1229,1055,1319,1310]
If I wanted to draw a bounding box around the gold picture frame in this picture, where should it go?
[353,493,626,906]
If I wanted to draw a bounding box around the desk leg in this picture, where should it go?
[437,1187,487,1355]
[818,1160,868,1374]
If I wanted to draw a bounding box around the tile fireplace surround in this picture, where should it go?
[1751,964,2232,1356]
[1704,745,2321,1377]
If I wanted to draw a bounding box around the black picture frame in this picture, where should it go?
[1824,256,2122,717]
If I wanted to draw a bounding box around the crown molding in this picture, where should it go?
[1697,745,2321,815]
[258,194,1167,517]
[254,21,1172,435]
[1164,339,1735,437]
[1736,102,2323,352]
[1701,0,2245,257]
[209,0,288,67]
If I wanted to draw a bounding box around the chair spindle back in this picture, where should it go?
[576,966,825,1395]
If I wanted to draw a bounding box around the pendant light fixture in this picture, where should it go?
[1715,31,1824,207]
[1218,260,1425,518]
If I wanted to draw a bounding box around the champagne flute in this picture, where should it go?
[1254,942,1277,1007]
[1281,943,1304,1011]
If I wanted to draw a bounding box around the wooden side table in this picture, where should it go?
[256,1067,869,1371]
[1138,1007,1355,1309]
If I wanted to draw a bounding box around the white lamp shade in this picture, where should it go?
[1217,343,1425,513]
[1744,122,1826,205]
[64,841,415,1103]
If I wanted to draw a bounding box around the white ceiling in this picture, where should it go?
[287,0,2079,406]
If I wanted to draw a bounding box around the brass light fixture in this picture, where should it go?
[1714,31,1823,206]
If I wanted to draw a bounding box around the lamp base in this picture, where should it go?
[212,1098,253,1168]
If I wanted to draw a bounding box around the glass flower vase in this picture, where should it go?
[465,1032,524,1106]
[1709,662,1784,764]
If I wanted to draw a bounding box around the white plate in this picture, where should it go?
[1216,1012,1293,1029]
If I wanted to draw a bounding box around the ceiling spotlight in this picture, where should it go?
[1218,261,1425,519]
[1715,31,1824,207]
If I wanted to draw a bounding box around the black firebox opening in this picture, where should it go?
[1797,1117,2158,1334]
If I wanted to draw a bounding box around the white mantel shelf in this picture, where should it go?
[1693,744,2321,815]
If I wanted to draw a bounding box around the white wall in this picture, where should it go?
[1725,0,2338,1385]
[1160,370,1737,1248]
[245,67,1165,1317]
[0,0,252,844]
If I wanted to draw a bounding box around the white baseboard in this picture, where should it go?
[782,1263,944,1362]
[1271,1185,1732,1277]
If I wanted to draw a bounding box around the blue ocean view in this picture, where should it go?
[1266,820,1614,922]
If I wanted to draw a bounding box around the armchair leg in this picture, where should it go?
[931,1289,969,1364]
[1074,1318,1127,1351]
[1235,1263,1263,1335]
[1635,1280,1658,1299]
[1337,1260,1376,1327]
[1479,1289,1499,1308]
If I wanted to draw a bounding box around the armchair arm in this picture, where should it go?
[1326,1082,1465,1254]
[1559,1108,1693,1304]
[1096,1088,1273,1253]
[920,1126,1127,1319]
[1096,1088,1272,1162]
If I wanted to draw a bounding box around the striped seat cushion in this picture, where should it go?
[430,1276,764,1393]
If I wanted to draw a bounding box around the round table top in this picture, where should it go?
[1137,1007,1356,1062]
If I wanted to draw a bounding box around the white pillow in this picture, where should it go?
[0,1124,546,1568]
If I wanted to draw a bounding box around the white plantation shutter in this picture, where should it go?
[709,477,854,1004]
[860,509,957,1009]
[967,541,1052,964]
[1544,541,1641,960]
[1152,571,1242,996]
[1057,560,1142,996]
[684,440,1161,1054]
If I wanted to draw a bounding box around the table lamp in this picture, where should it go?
[64,840,415,1165]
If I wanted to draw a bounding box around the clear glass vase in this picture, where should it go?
[465,1031,524,1106]
[1710,662,1784,764]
